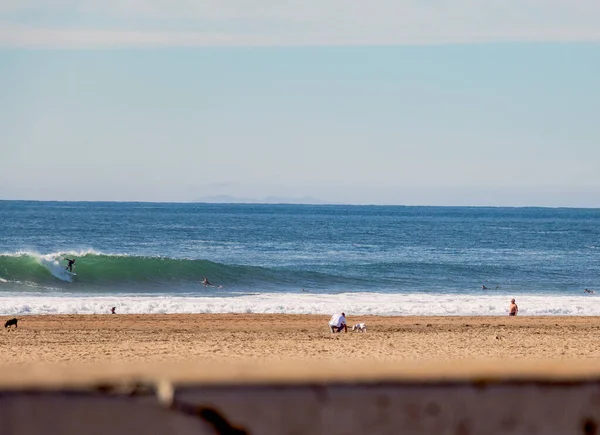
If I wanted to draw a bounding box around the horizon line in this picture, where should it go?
[1,199,599,210]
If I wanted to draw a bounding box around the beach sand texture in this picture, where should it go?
[3,314,600,365]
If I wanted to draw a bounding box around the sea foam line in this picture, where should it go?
[0,292,597,316]
[0,249,104,258]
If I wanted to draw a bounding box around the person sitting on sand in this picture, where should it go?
[509,299,518,316]
[585,288,596,294]
[329,312,347,333]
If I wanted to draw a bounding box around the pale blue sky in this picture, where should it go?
[1,1,600,206]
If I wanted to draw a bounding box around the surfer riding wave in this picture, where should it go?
[64,258,76,273]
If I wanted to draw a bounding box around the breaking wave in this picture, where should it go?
[0,251,351,292]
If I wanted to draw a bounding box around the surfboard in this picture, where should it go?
[65,271,77,277]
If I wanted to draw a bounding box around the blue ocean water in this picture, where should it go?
[1,201,599,315]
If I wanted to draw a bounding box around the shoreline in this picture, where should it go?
[2,314,600,365]
[7,313,600,318]
[6,313,600,321]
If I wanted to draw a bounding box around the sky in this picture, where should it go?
[1,1,600,206]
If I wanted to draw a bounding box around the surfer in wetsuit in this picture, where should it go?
[202,277,214,287]
[64,258,76,272]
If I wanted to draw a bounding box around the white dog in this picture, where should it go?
[351,323,367,332]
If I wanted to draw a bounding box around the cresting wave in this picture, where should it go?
[0,251,349,291]
[0,293,597,316]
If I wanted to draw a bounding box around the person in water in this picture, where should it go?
[509,299,518,316]
[482,285,500,290]
[111,307,116,314]
[585,288,596,294]
[202,277,214,287]
[64,258,76,272]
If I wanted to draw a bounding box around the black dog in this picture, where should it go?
[4,318,18,329]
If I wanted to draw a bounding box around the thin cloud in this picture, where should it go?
[1,0,600,48]
[0,23,275,48]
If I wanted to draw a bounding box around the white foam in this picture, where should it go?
[0,292,598,316]
[0,248,102,258]
[37,255,73,282]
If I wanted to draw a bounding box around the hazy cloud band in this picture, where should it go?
[1,0,600,47]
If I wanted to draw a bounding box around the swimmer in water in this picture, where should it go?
[202,277,214,287]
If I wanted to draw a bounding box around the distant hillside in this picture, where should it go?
[193,195,333,205]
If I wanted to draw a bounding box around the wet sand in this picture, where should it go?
[2,314,600,365]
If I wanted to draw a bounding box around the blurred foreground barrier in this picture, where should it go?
[1,361,600,435]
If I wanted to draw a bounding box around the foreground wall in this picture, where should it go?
[1,362,599,435]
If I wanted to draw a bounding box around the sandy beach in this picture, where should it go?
[2,314,600,365]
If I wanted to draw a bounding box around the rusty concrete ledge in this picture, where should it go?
[1,359,600,391]
[3,359,600,395]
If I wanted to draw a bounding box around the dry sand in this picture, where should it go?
[2,314,600,366]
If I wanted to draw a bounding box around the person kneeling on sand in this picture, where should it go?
[509,299,518,316]
[329,312,347,333]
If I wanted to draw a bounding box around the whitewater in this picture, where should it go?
[1,292,599,316]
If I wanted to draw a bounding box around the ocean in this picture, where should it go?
[1,201,599,316]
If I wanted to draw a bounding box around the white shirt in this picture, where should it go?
[329,313,346,327]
